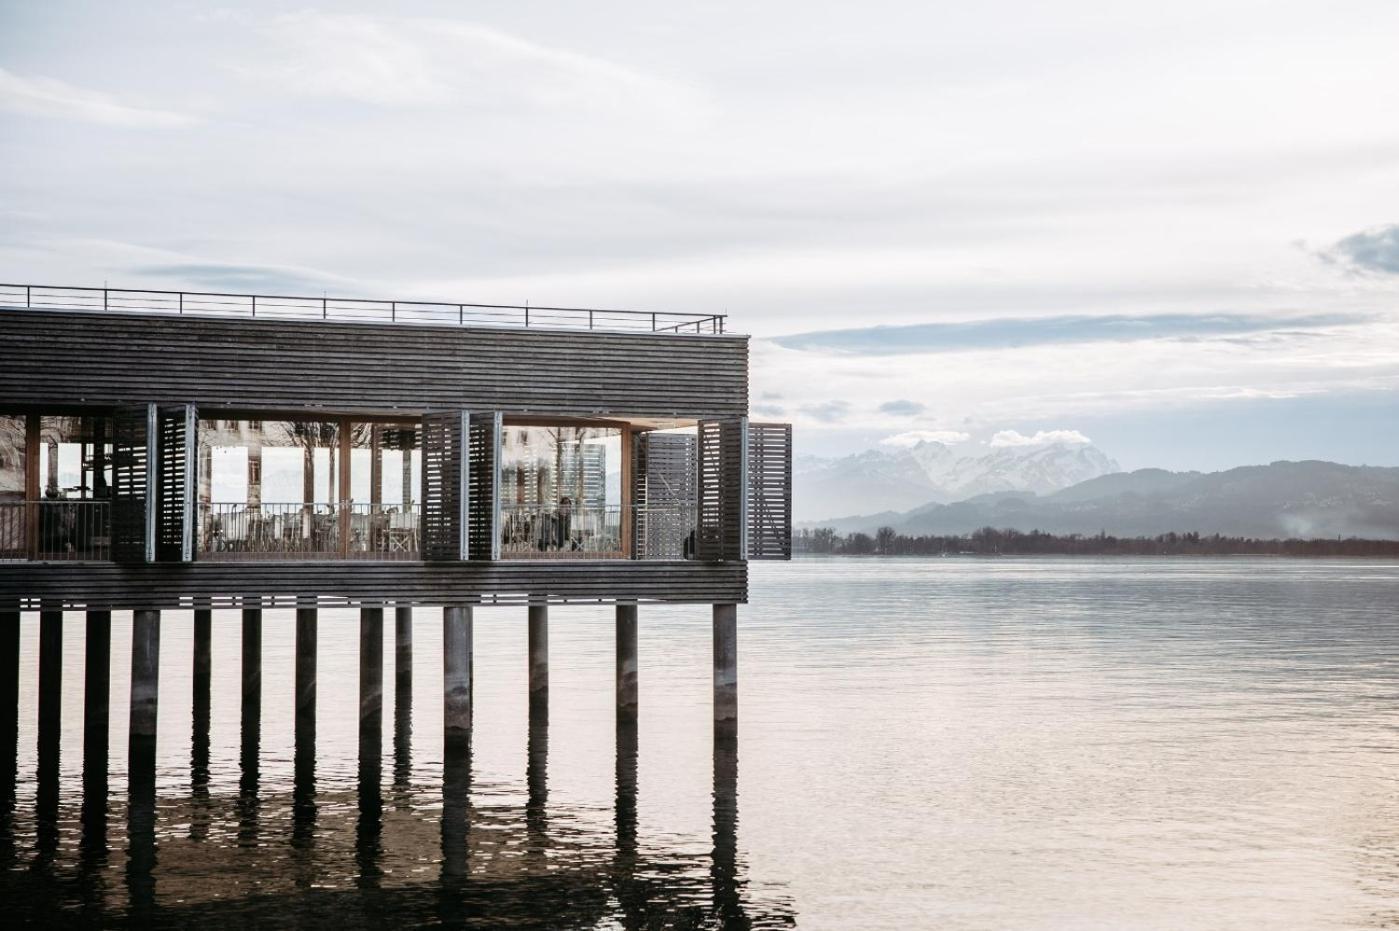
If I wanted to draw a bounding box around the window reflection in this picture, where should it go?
[500,426,622,558]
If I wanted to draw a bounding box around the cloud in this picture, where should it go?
[800,400,850,423]
[989,429,1092,448]
[0,67,194,127]
[770,312,1368,356]
[877,399,926,416]
[753,403,786,417]
[1323,225,1399,275]
[131,262,350,294]
[242,13,700,116]
[881,430,971,448]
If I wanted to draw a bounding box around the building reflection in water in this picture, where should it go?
[0,702,796,928]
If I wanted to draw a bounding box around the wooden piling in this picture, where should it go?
[192,604,212,731]
[713,604,738,734]
[360,605,384,743]
[129,610,161,745]
[295,605,317,781]
[241,600,262,727]
[616,604,638,723]
[394,604,412,701]
[82,610,111,818]
[528,604,548,717]
[0,603,17,827]
[443,606,472,741]
[37,605,62,787]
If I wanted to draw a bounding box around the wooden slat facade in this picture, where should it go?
[746,422,793,559]
[0,561,746,610]
[467,412,501,560]
[0,309,748,418]
[420,411,468,561]
[696,419,747,562]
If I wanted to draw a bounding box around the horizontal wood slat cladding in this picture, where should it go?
[0,561,747,610]
[746,422,793,559]
[0,310,749,418]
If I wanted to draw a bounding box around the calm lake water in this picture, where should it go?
[5,557,1399,928]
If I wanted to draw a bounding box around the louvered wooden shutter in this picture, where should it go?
[467,412,501,560]
[635,431,698,559]
[746,422,792,560]
[696,418,747,562]
[421,411,468,561]
[156,404,196,562]
[111,404,156,563]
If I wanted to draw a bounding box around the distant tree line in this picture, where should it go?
[794,526,1399,557]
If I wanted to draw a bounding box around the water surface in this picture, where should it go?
[4,557,1399,928]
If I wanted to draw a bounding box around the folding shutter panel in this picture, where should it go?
[746,422,792,560]
[635,431,698,559]
[156,404,196,562]
[696,418,747,562]
[467,412,502,560]
[421,411,469,561]
[111,403,156,563]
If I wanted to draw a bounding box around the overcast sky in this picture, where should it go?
[3,1,1398,469]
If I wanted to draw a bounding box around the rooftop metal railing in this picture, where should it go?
[0,282,728,334]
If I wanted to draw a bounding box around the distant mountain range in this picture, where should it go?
[794,440,1119,521]
[802,460,1399,540]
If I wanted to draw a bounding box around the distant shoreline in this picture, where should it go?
[794,527,1399,558]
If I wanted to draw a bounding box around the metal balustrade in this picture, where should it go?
[500,504,625,559]
[499,504,698,559]
[199,502,420,561]
[0,282,728,334]
[0,499,697,562]
[0,500,112,562]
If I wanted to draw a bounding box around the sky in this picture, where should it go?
[2,0,1398,471]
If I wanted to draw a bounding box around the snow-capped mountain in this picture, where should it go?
[795,440,1119,521]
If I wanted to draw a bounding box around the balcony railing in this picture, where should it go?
[0,499,111,562]
[498,504,698,560]
[0,282,728,334]
[500,504,625,559]
[200,502,420,561]
[0,499,697,562]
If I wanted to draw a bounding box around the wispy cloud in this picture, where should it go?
[989,429,1091,448]
[800,400,850,423]
[0,67,194,127]
[770,312,1369,356]
[1323,224,1399,275]
[238,13,702,116]
[131,262,351,294]
[881,430,971,448]
[877,399,926,416]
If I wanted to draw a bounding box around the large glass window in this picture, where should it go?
[348,424,420,507]
[195,419,419,560]
[0,415,25,560]
[500,425,623,557]
[0,415,24,502]
[38,416,112,500]
[197,419,342,558]
[21,417,112,560]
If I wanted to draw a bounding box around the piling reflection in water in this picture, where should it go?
[0,607,16,869]
[0,706,795,926]
[82,610,111,856]
[34,607,61,871]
